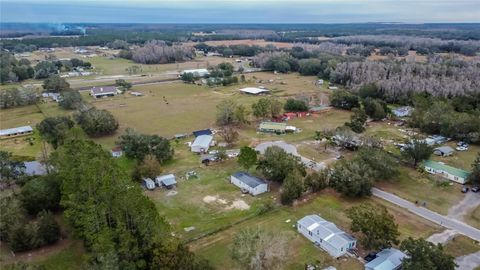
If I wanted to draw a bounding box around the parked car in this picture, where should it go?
[461,186,469,193]
[364,252,377,262]
[472,186,479,193]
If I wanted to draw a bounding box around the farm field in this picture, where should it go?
[189,190,441,270]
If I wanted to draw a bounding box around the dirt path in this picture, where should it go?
[455,251,480,270]
[448,192,480,221]
[427,229,458,244]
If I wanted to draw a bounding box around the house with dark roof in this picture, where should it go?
[424,160,470,184]
[297,214,356,258]
[192,129,212,137]
[230,172,268,196]
[90,86,117,98]
[365,248,406,270]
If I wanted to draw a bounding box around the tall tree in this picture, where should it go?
[0,151,25,191]
[468,152,480,185]
[329,159,374,197]
[37,116,75,149]
[280,169,304,205]
[231,227,289,270]
[237,146,258,170]
[218,127,239,146]
[76,108,119,137]
[356,147,398,180]
[401,237,456,270]
[347,203,400,250]
[402,138,433,168]
[257,146,305,183]
[42,74,70,92]
[118,128,173,162]
[345,107,367,133]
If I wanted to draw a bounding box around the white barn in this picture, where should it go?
[297,214,356,258]
[191,135,213,153]
[230,172,268,196]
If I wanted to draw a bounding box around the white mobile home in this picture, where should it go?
[297,214,356,258]
[191,135,213,153]
[230,172,268,196]
[182,68,210,77]
[424,160,470,184]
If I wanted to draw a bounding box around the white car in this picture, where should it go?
[456,146,468,151]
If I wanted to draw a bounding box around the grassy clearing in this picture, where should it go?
[466,205,480,229]
[376,166,464,215]
[431,141,480,171]
[190,190,440,270]
[443,235,480,257]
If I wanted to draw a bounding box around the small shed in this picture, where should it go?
[24,161,48,176]
[230,172,268,196]
[155,174,177,189]
[365,248,406,270]
[143,178,156,190]
[111,147,123,158]
[434,146,454,157]
[191,135,213,153]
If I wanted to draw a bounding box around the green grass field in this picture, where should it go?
[443,235,480,257]
[376,166,464,215]
[189,190,440,270]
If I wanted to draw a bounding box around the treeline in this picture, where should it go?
[0,88,37,109]
[0,152,61,253]
[332,35,480,56]
[119,40,195,64]
[330,57,480,100]
[0,51,92,83]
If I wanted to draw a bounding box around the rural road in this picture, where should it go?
[255,141,326,171]
[372,188,480,242]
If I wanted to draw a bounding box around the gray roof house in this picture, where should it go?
[297,214,356,258]
[24,161,48,176]
[191,135,213,153]
[155,174,177,189]
[434,146,454,157]
[0,126,33,139]
[365,248,406,270]
[392,106,412,117]
[90,86,117,98]
[230,172,268,196]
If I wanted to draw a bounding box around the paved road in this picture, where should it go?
[372,188,480,242]
[255,141,326,171]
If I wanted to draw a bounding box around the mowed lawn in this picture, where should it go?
[376,166,464,215]
[189,190,440,270]
[443,235,480,258]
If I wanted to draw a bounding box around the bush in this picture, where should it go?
[284,98,308,112]
[76,108,119,137]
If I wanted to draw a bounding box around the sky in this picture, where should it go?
[1,0,479,23]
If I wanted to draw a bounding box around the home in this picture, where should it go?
[433,146,454,157]
[365,248,406,270]
[90,86,117,98]
[155,174,177,189]
[42,92,61,102]
[230,172,269,196]
[143,178,156,190]
[192,129,212,137]
[191,135,213,153]
[181,68,210,77]
[23,161,48,176]
[0,126,33,139]
[424,160,470,184]
[424,135,448,146]
[258,122,287,134]
[392,106,412,118]
[239,87,270,95]
[297,214,357,258]
[111,147,123,158]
